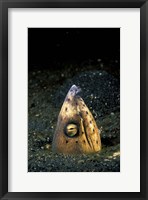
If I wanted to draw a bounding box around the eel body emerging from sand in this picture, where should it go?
[52,85,101,154]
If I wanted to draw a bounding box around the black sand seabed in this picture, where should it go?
[28,62,120,172]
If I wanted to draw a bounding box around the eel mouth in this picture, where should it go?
[82,117,94,150]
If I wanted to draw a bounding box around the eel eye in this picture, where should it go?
[65,123,79,137]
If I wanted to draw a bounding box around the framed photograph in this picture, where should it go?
[0,0,147,199]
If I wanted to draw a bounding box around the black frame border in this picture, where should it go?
[0,0,147,200]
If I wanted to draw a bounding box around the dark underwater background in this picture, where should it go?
[28,28,120,172]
